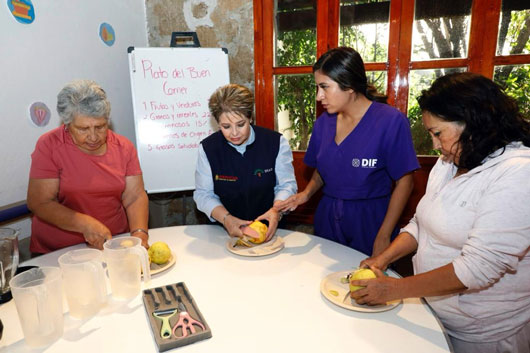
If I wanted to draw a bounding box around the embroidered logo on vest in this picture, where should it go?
[253,168,273,177]
[215,174,238,182]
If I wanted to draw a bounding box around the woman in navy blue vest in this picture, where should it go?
[194,84,297,240]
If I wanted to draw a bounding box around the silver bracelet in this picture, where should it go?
[130,228,149,236]
[222,213,231,226]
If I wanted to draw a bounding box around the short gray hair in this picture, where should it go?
[57,80,111,124]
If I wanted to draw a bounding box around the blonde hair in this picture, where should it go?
[208,84,254,123]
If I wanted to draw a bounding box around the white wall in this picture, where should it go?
[0,0,148,238]
[0,0,148,208]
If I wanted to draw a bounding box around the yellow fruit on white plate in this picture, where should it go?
[148,241,171,264]
[349,268,376,292]
[236,221,268,247]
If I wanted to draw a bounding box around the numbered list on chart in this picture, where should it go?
[135,58,217,153]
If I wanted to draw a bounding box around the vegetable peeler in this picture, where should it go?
[153,307,178,339]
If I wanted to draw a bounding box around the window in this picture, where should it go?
[254,0,530,154]
[494,1,530,116]
[407,0,472,154]
[276,73,316,150]
[497,4,530,56]
[339,0,391,63]
[275,1,317,67]
[411,0,472,61]
[274,1,317,150]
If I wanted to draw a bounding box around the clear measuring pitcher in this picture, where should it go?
[0,228,19,303]
[10,267,64,347]
[58,249,107,319]
[103,237,150,299]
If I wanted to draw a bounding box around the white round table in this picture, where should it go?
[0,225,451,352]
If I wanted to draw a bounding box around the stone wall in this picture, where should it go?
[145,0,254,88]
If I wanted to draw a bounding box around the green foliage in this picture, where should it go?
[340,23,388,63]
[276,29,316,150]
[407,70,438,155]
[494,10,530,118]
[505,10,530,54]
[495,64,530,118]
[277,74,316,150]
[408,104,436,156]
[276,28,316,67]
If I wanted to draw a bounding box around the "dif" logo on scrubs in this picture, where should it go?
[352,158,378,168]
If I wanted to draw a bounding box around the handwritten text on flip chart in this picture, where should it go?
[136,59,219,152]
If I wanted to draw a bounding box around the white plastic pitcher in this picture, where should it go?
[103,237,150,299]
[9,267,64,347]
[58,249,107,319]
[0,228,19,302]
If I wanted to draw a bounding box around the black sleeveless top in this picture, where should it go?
[202,126,281,220]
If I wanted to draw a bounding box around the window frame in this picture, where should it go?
[253,0,530,224]
[254,0,530,123]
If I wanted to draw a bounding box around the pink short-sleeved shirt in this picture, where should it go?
[29,125,142,253]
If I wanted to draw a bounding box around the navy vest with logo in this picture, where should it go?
[202,125,281,220]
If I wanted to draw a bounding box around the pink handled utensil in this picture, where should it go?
[172,295,205,338]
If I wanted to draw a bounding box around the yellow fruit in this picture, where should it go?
[349,269,376,292]
[236,221,268,247]
[245,221,268,244]
[148,241,171,264]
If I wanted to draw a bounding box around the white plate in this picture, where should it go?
[320,270,401,313]
[149,251,176,275]
[226,235,284,257]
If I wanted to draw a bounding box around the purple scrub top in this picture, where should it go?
[305,102,419,254]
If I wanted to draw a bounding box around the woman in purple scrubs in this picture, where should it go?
[276,47,419,256]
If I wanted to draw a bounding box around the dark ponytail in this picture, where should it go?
[366,84,387,104]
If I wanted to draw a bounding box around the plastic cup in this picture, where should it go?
[0,228,19,303]
[58,249,107,319]
[10,267,64,347]
[103,237,150,299]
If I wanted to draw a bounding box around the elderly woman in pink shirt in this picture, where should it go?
[350,73,530,353]
[27,80,149,254]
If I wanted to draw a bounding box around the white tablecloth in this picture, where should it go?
[0,225,451,352]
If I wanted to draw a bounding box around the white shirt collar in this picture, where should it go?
[227,125,255,155]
